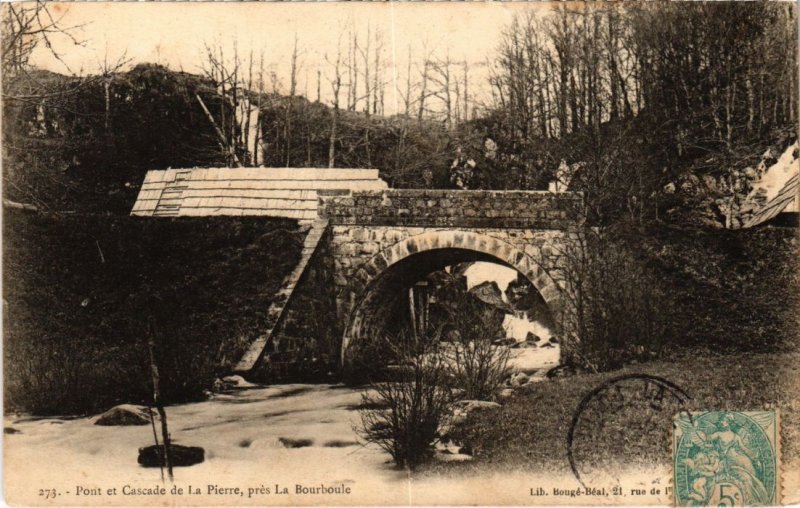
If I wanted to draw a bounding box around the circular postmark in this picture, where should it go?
[674,411,777,506]
[567,374,692,489]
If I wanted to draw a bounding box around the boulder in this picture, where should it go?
[498,388,515,399]
[548,336,559,344]
[455,400,501,412]
[509,372,530,387]
[435,434,474,462]
[525,332,541,343]
[450,400,501,427]
[212,378,227,392]
[435,439,462,455]
[469,281,513,312]
[213,374,256,393]
[527,369,549,384]
[762,146,778,165]
[546,364,578,379]
[221,375,256,388]
[138,444,204,468]
[94,405,153,426]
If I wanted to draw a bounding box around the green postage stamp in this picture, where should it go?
[674,411,780,506]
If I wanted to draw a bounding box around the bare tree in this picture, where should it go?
[2,2,85,81]
[285,33,300,167]
[360,24,372,166]
[200,40,272,167]
[325,34,344,168]
[252,51,266,166]
[372,31,384,116]
[428,53,454,130]
[348,27,359,111]
[316,68,321,103]
[416,47,433,123]
[201,42,238,165]
[399,46,415,117]
[462,60,470,122]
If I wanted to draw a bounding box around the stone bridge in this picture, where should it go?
[129,167,584,377]
[236,189,584,376]
[321,189,582,361]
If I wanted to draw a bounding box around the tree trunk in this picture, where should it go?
[328,104,338,169]
[196,94,242,167]
[418,61,429,123]
[363,25,372,166]
[463,61,469,122]
[146,323,173,481]
[286,34,299,167]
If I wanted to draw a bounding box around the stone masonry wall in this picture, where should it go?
[330,226,569,291]
[250,226,341,381]
[319,189,584,229]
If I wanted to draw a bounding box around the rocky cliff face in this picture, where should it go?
[663,137,799,229]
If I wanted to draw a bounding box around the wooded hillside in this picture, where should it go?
[3,3,797,227]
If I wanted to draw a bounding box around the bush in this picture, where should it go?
[343,270,512,398]
[557,226,673,372]
[443,339,510,402]
[356,332,455,469]
[430,274,511,401]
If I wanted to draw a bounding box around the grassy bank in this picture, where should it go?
[436,350,799,474]
[3,210,303,415]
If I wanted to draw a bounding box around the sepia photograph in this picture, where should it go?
[2,1,798,505]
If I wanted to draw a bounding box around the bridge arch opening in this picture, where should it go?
[341,232,564,371]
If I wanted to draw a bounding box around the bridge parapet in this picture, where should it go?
[319,189,584,229]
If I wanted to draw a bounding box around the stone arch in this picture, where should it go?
[341,230,565,361]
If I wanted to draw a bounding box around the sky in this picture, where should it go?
[29,2,553,114]
[464,262,518,297]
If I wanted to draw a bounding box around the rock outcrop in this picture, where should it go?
[94,405,154,426]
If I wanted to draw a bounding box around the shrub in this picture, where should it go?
[430,275,511,400]
[443,338,510,402]
[356,331,455,469]
[556,226,673,371]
